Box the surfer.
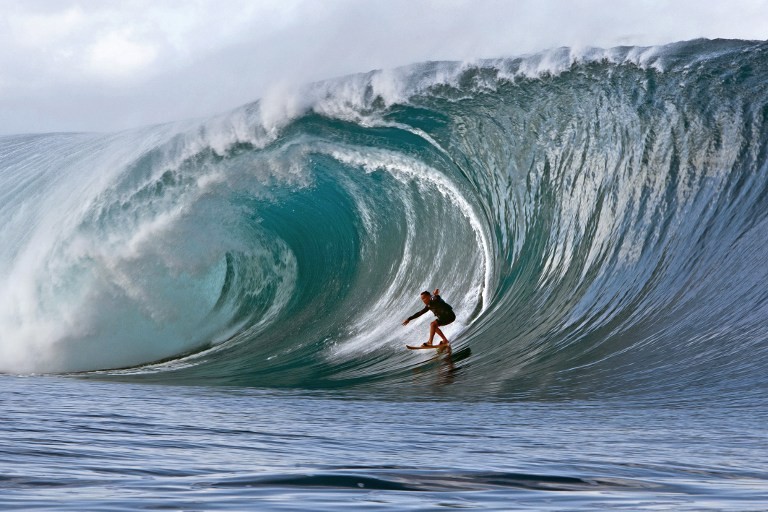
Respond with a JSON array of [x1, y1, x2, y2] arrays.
[[402, 289, 456, 347]]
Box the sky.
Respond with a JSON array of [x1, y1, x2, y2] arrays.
[[1, 0, 766, 135]]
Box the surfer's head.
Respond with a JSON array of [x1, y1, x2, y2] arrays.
[[420, 291, 431, 304]]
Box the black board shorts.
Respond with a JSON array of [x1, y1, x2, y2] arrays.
[[436, 311, 456, 326]]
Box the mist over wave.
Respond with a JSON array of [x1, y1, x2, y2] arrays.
[[2, 39, 767, 397]]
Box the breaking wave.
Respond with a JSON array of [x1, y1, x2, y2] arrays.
[[2, 39, 767, 397]]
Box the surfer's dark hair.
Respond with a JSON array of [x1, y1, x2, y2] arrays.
[[421, 290, 431, 297]]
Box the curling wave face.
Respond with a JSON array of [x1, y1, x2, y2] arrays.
[[1, 39, 767, 396]]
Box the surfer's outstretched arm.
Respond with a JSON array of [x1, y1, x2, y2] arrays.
[[402, 306, 429, 325]]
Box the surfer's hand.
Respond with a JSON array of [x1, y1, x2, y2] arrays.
[[433, 288, 440, 296], [402, 319, 409, 326]]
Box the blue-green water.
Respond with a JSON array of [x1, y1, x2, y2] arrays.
[[2, 39, 768, 509], [3, 376, 766, 510]]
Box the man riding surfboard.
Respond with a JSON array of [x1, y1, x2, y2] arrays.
[[402, 289, 456, 347]]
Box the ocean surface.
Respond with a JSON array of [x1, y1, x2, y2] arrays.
[[2, 39, 768, 510]]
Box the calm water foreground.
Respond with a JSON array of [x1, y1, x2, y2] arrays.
[[2, 375, 766, 511]]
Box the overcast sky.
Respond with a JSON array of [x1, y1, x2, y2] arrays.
[[1, 0, 766, 135]]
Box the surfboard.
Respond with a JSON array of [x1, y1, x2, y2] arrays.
[[406, 343, 450, 350]]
